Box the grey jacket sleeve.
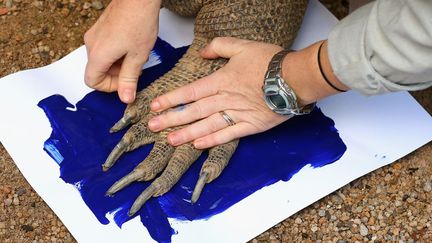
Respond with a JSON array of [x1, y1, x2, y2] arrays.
[[327, 0, 432, 95]]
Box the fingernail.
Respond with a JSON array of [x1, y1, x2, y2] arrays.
[[169, 134, 181, 146], [148, 119, 160, 131], [193, 139, 205, 149], [150, 101, 160, 111], [122, 89, 135, 103]]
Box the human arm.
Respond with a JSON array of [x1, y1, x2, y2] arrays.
[[84, 0, 162, 103], [329, 0, 432, 95]]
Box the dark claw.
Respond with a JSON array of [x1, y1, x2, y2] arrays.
[[191, 172, 208, 204], [110, 112, 136, 133], [106, 170, 142, 196], [102, 139, 128, 171], [190, 140, 239, 203], [128, 184, 156, 217]]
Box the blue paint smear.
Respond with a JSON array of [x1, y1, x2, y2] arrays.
[[38, 38, 346, 243]]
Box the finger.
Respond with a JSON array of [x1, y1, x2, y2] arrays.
[[107, 62, 121, 76], [102, 61, 122, 91], [166, 111, 234, 146], [201, 37, 250, 59], [91, 74, 118, 93], [83, 31, 93, 58], [85, 44, 91, 59], [148, 94, 228, 132], [84, 53, 111, 91], [193, 122, 254, 149], [86, 61, 121, 92], [150, 70, 224, 112], [117, 53, 148, 104], [84, 45, 124, 92]]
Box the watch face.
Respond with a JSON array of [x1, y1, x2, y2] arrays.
[[268, 93, 287, 109]]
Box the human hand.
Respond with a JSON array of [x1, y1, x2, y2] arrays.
[[147, 37, 291, 149], [84, 0, 161, 103]]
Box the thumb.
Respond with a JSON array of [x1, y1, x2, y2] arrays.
[[200, 37, 250, 59], [117, 54, 147, 103]]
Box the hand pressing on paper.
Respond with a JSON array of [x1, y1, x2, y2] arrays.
[[148, 37, 348, 149], [148, 38, 292, 149], [84, 0, 161, 103]]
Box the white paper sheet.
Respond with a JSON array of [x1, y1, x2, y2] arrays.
[[1, 1, 431, 242]]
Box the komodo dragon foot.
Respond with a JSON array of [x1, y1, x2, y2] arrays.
[[102, 0, 308, 217]]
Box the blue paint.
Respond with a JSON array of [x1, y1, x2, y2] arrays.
[[38, 38, 346, 242]]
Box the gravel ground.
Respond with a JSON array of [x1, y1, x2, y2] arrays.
[[0, 0, 431, 242]]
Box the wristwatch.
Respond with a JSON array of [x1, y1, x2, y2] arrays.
[[262, 50, 315, 116]]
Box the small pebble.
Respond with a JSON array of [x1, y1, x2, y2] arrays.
[[4, 198, 12, 206], [16, 188, 26, 196], [423, 180, 432, 192], [294, 217, 302, 224], [0, 222, 6, 229], [331, 195, 343, 204], [83, 2, 92, 10], [318, 209, 326, 217], [336, 240, 348, 243], [392, 228, 400, 236], [61, 8, 70, 17], [0, 31, 10, 44], [40, 51, 49, 60], [340, 214, 350, 221], [21, 224, 34, 232], [5, 0, 13, 8], [311, 224, 318, 232], [80, 9, 88, 17], [33, 1, 43, 8], [406, 197, 415, 203], [359, 224, 369, 236], [42, 26, 49, 34], [0, 8, 9, 16], [13, 197, 19, 205], [91, 0, 104, 10], [384, 174, 392, 182]]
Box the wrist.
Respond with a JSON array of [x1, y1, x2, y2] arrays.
[[150, 0, 162, 9], [150, 0, 162, 5], [138, 0, 162, 8], [281, 40, 349, 106]]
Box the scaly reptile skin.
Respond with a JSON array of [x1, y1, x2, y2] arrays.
[[103, 0, 308, 216]]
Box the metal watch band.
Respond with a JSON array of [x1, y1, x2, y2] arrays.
[[264, 49, 316, 115], [265, 50, 292, 80]]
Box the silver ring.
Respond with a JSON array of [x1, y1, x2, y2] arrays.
[[219, 111, 235, 126]]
